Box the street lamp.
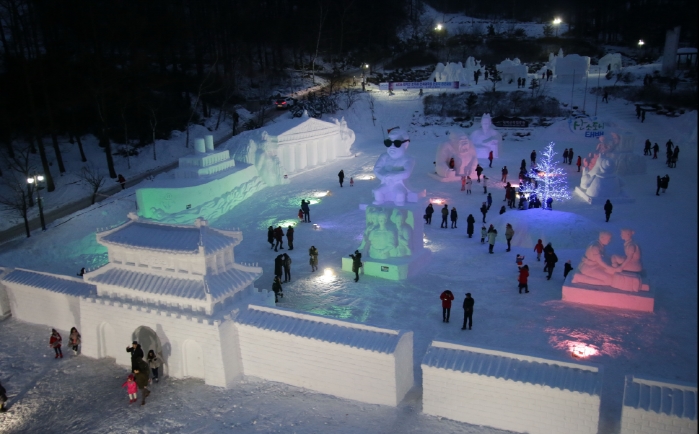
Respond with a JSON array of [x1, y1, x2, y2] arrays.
[[553, 18, 562, 37], [638, 39, 645, 47], [27, 173, 46, 231], [435, 23, 443, 31]]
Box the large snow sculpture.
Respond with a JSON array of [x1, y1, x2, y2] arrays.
[[469, 114, 502, 159], [430, 60, 482, 84], [598, 53, 622, 73], [600, 131, 647, 176], [433, 135, 478, 181], [563, 230, 652, 312], [372, 128, 419, 206], [495, 58, 528, 83], [555, 54, 590, 84], [575, 133, 634, 204]]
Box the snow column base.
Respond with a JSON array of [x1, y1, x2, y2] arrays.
[[422, 341, 602, 434], [574, 187, 635, 205], [562, 281, 654, 312], [620, 375, 698, 434]]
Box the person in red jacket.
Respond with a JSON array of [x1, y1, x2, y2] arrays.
[[49, 328, 63, 358], [533, 239, 544, 261], [518, 265, 530, 294], [440, 290, 454, 323]]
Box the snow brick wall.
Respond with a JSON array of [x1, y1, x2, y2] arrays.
[[422, 341, 602, 434], [620, 375, 697, 434], [235, 305, 413, 406]]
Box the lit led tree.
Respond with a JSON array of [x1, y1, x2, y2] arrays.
[[530, 142, 571, 207]]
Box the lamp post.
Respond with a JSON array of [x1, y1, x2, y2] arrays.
[[27, 173, 46, 231], [553, 18, 562, 37]]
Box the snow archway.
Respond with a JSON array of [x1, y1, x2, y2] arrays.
[[183, 339, 204, 379], [133, 326, 162, 358]]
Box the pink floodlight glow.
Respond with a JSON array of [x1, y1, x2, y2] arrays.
[[431, 198, 447, 205], [569, 342, 599, 358]]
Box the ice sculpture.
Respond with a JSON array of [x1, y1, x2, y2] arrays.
[[372, 128, 418, 206], [555, 54, 590, 84], [469, 114, 502, 159], [434, 135, 478, 180], [575, 133, 634, 204], [571, 231, 620, 287], [495, 58, 528, 83]]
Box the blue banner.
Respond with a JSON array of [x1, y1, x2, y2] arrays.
[[378, 81, 461, 91]]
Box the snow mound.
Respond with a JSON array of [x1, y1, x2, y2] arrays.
[[487, 210, 603, 249]]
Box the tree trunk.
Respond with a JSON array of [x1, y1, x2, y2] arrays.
[[75, 134, 87, 162], [36, 136, 55, 192], [23, 211, 30, 238], [50, 132, 66, 173], [100, 130, 117, 178]]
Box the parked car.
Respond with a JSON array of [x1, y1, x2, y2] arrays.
[[275, 97, 295, 109]]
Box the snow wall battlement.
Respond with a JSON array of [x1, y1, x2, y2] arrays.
[[422, 341, 602, 434], [620, 375, 698, 434], [234, 304, 414, 406]]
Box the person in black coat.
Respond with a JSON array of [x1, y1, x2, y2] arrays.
[[466, 214, 476, 237], [301, 200, 310, 222], [475, 164, 483, 182], [425, 203, 434, 224], [274, 254, 284, 280], [563, 260, 573, 279], [338, 170, 345, 187], [126, 341, 144, 372], [272, 276, 283, 302], [349, 250, 362, 282], [286, 225, 294, 250], [274, 226, 284, 251], [530, 150, 536, 166], [652, 143, 659, 159], [0, 380, 8, 412], [604, 200, 613, 222], [480, 202, 488, 223], [656, 175, 662, 196], [545, 249, 558, 280], [450, 207, 458, 228], [267, 226, 275, 249], [543, 243, 554, 273], [461, 293, 474, 330]]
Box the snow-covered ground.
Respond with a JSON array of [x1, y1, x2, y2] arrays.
[[0, 71, 696, 433]]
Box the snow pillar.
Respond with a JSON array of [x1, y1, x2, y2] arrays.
[[662, 26, 681, 76], [195, 138, 206, 153], [205, 135, 214, 152], [295, 142, 307, 170], [318, 138, 328, 164], [307, 141, 318, 167]]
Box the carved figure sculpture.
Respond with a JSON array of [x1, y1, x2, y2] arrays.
[[571, 231, 620, 286], [611, 229, 643, 273], [390, 209, 413, 256], [469, 114, 502, 158], [373, 128, 416, 206], [580, 134, 624, 198], [435, 135, 478, 179], [368, 210, 397, 259]]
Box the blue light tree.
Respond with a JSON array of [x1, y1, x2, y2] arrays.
[[528, 142, 571, 208]]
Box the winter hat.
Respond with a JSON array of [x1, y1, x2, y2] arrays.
[[466, 293, 471, 297], [132, 341, 138, 345], [128, 373, 135, 380], [52, 328, 57, 333]]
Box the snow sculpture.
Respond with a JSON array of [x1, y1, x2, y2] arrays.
[[598, 53, 622, 73], [430, 61, 482, 84], [575, 133, 634, 204], [434, 135, 478, 181], [555, 54, 590, 84], [600, 131, 647, 176], [372, 128, 418, 206], [564, 230, 652, 312], [469, 114, 502, 159], [495, 58, 528, 83], [357, 206, 415, 260]]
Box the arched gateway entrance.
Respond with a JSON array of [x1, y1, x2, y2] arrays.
[[132, 326, 167, 377]]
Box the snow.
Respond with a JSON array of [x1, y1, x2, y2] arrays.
[[0, 61, 697, 433]]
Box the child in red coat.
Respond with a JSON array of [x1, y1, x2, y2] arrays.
[[49, 329, 62, 359], [122, 374, 138, 404], [518, 265, 530, 294], [440, 290, 455, 323], [533, 239, 544, 261]]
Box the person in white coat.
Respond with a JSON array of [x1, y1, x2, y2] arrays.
[[488, 228, 498, 254]]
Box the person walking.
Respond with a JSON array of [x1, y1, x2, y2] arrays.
[[274, 226, 284, 251], [661, 174, 670, 193], [486, 192, 492, 210], [349, 177, 354, 187], [272, 276, 283, 302], [604, 199, 613, 222], [656, 175, 662, 195], [488, 150, 493, 168], [461, 293, 474, 330], [475, 164, 483, 182], [518, 265, 530, 293], [117, 174, 126, 190], [126, 341, 144, 372], [576, 155, 582, 172], [274, 254, 283, 281], [602, 90, 608, 103], [487, 227, 497, 254], [652, 143, 659, 159], [461, 176, 466, 191], [441, 204, 449, 228], [465, 176, 472, 194], [297, 209, 304, 221], [309, 246, 319, 272], [69, 327, 81, 356], [544, 246, 558, 280], [450, 207, 458, 229], [530, 150, 536, 167], [563, 260, 573, 280], [286, 225, 294, 250], [534, 239, 544, 261], [543, 243, 554, 273], [671, 146, 679, 168], [568, 148, 574, 165], [425, 203, 434, 224], [267, 226, 275, 249], [301, 199, 310, 222], [480, 202, 488, 223], [122, 373, 138, 404], [466, 214, 475, 238], [644, 139, 652, 156], [501, 166, 508, 183], [147, 349, 162, 384], [338, 170, 345, 187], [133, 359, 151, 406], [349, 250, 362, 282], [440, 290, 454, 323], [50, 329, 63, 359], [482, 175, 489, 194], [282, 253, 291, 282], [505, 223, 514, 252], [562, 148, 569, 164]]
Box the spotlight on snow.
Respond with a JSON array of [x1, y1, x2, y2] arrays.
[[357, 174, 375, 180], [312, 224, 320, 230], [313, 190, 330, 198], [570, 343, 599, 359], [307, 198, 320, 205], [277, 220, 298, 228], [324, 268, 333, 277], [431, 198, 447, 205]]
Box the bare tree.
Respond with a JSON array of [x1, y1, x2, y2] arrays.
[[0, 171, 32, 238], [185, 59, 219, 148], [368, 92, 376, 126], [344, 86, 361, 109], [77, 163, 107, 204], [311, 1, 330, 84]]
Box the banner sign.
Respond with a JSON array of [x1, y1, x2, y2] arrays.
[[378, 81, 461, 91], [492, 116, 529, 128], [568, 116, 605, 138]]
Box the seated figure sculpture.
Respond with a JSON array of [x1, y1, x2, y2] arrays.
[[435, 135, 478, 179], [390, 209, 413, 257], [469, 113, 502, 158], [571, 231, 620, 287], [373, 128, 416, 206], [609, 228, 645, 291]]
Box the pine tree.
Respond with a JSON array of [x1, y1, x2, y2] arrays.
[[528, 142, 571, 207]]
